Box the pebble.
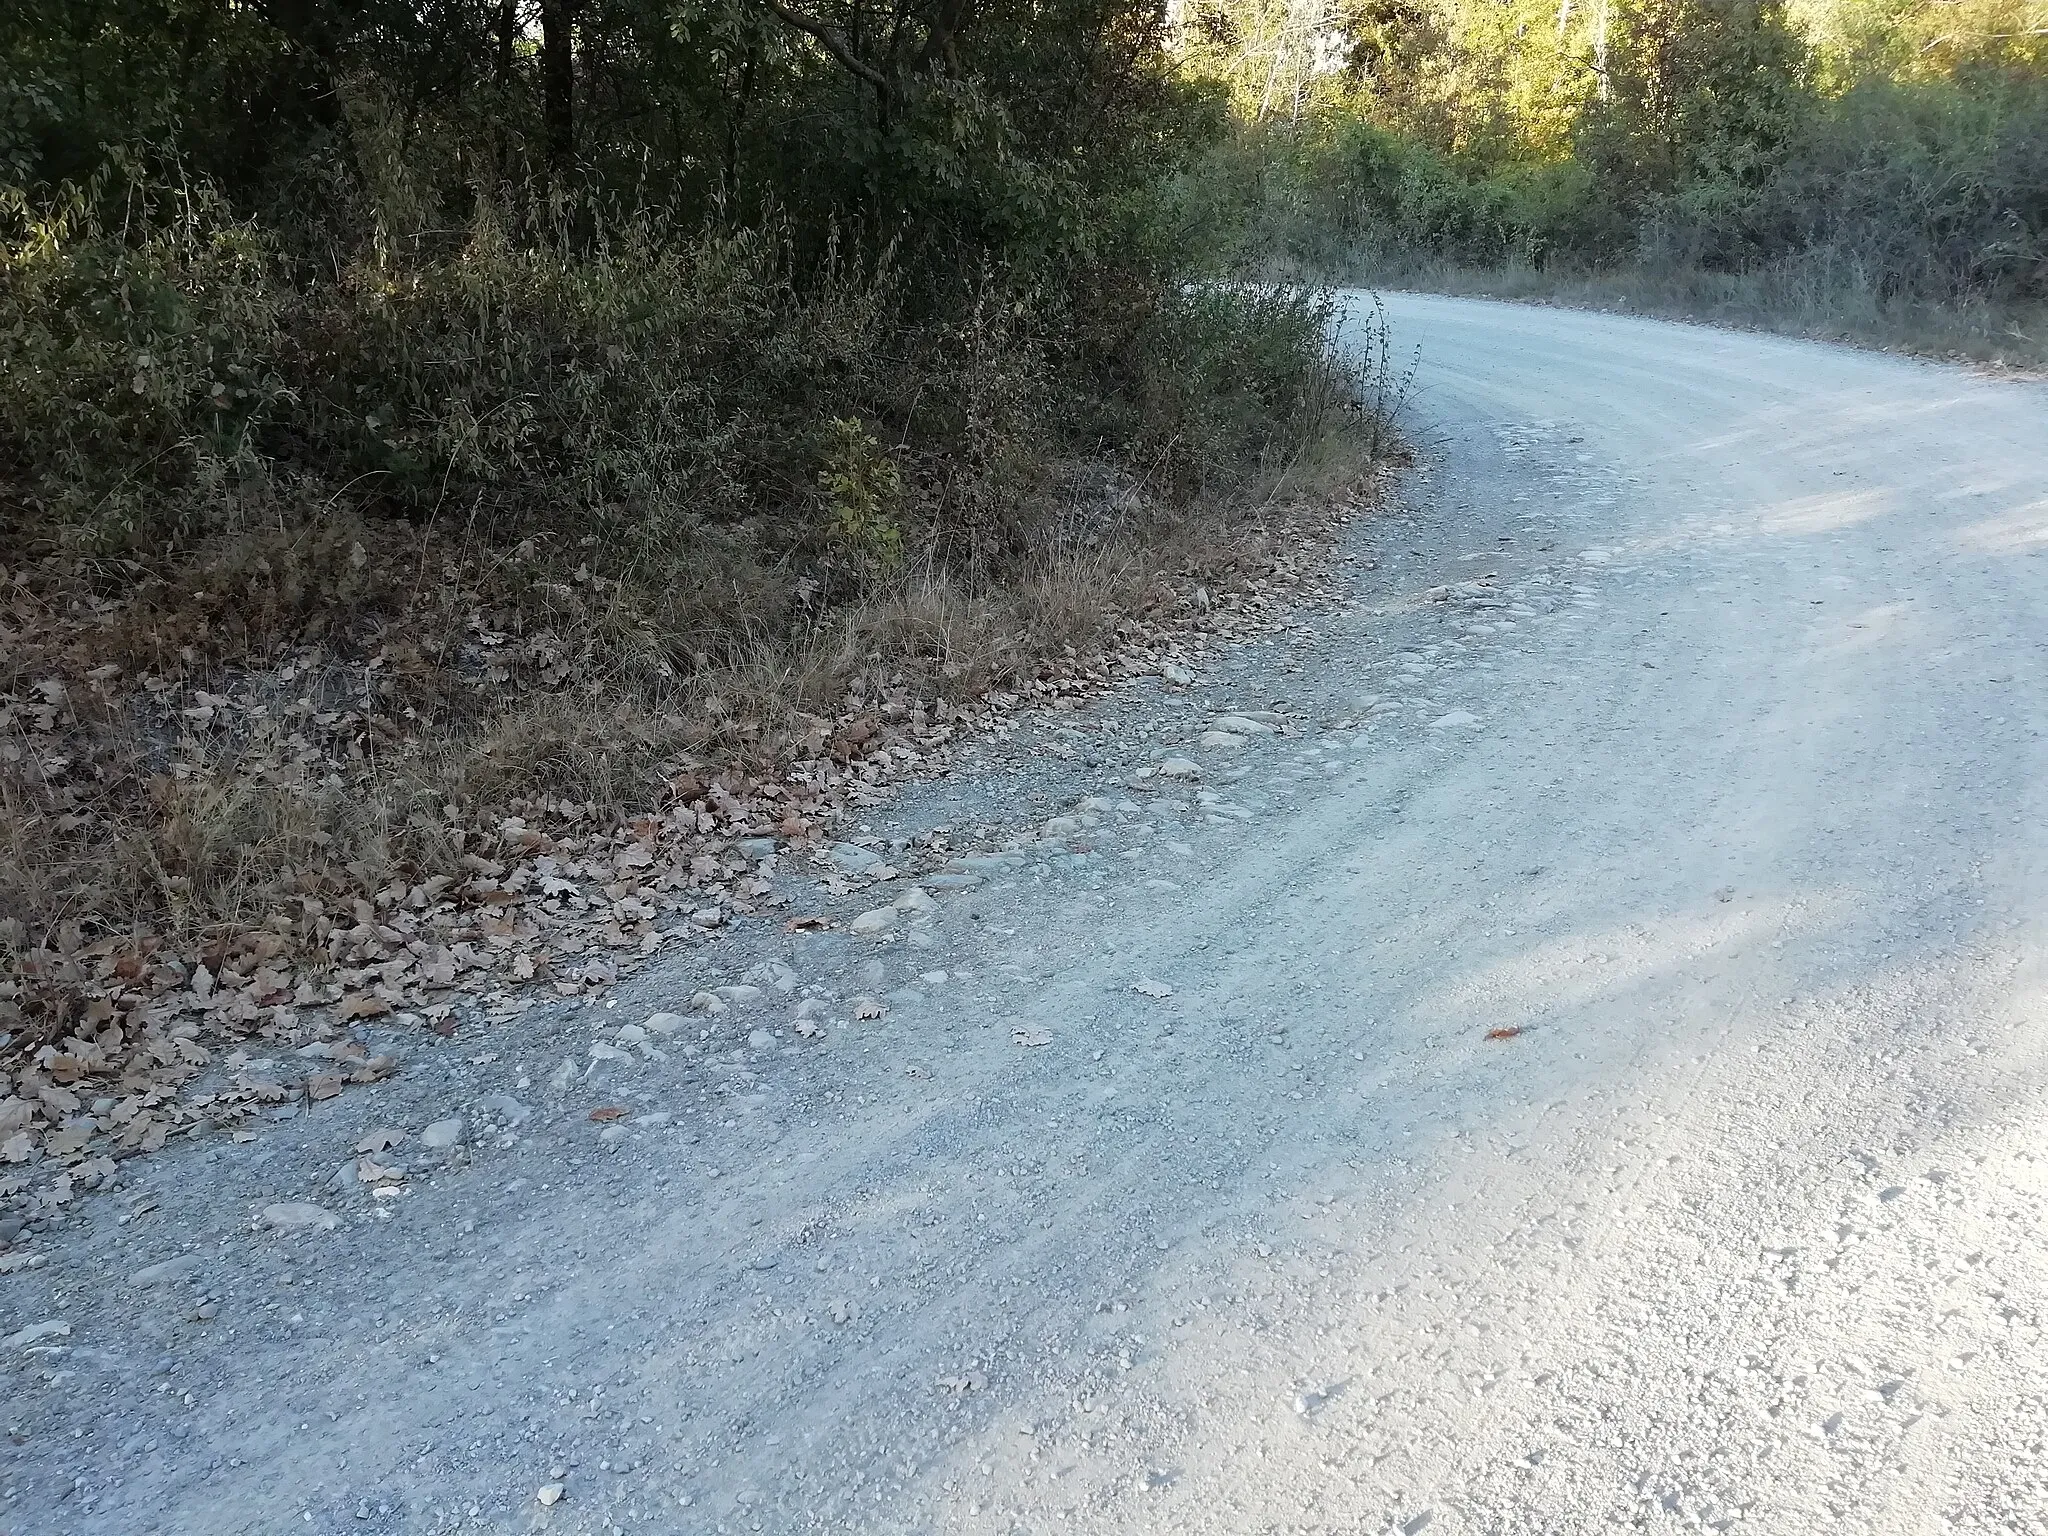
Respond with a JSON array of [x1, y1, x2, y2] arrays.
[[1210, 714, 1275, 735], [642, 1012, 688, 1036], [1199, 730, 1248, 748], [1158, 757, 1200, 779], [716, 984, 765, 1004], [1427, 711, 1480, 729], [536, 1483, 565, 1506], [420, 1118, 465, 1150], [747, 1029, 776, 1050], [1160, 661, 1194, 684], [733, 837, 778, 860], [892, 888, 938, 914], [849, 907, 899, 936]]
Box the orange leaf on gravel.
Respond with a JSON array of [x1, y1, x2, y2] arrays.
[[588, 1106, 628, 1122]]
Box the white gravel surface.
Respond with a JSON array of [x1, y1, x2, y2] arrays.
[[4, 294, 2047, 1535]]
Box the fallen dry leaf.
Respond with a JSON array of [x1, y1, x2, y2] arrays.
[[347, 1054, 398, 1083], [355, 1128, 405, 1154], [588, 1106, 628, 1122], [1484, 1027, 1524, 1042], [1011, 1026, 1053, 1048]]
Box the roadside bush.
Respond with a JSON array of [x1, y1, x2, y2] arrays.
[[0, 165, 288, 548], [1642, 75, 2048, 301], [0, 152, 1369, 960]]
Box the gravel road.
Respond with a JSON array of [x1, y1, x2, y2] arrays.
[[5, 294, 2047, 1536]]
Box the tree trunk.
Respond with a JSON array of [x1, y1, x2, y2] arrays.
[[494, 0, 519, 178], [541, 0, 576, 174]]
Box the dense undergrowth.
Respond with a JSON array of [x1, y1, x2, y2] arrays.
[[1183, 0, 2047, 361], [1, 167, 1364, 959]]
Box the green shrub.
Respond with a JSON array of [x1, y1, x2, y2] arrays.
[[0, 163, 288, 548], [1642, 74, 2048, 300]]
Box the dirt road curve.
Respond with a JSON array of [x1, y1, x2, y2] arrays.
[[6, 295, 2047, 1536]]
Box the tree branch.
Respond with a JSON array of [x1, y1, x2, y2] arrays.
[[753, 0, 892, 93]]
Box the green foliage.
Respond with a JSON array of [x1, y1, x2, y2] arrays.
[[1643, 73, 2048, 296], [1130, 281, 1359, 494], [819, 417, 907, 571], [0, 0, 1364, 593], [1171, 114, 1606, 272], [1578, 0, 1813, 205], [0, 161, 289, 545], [1175, 0, 2045, 310]]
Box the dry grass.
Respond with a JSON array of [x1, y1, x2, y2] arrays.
[[1, 425, 1381, 983]]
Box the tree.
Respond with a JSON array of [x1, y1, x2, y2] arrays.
[[1580, 0, 1810, 200]]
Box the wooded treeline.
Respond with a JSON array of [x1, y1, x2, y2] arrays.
[[1183, 0, 2046, 328]]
